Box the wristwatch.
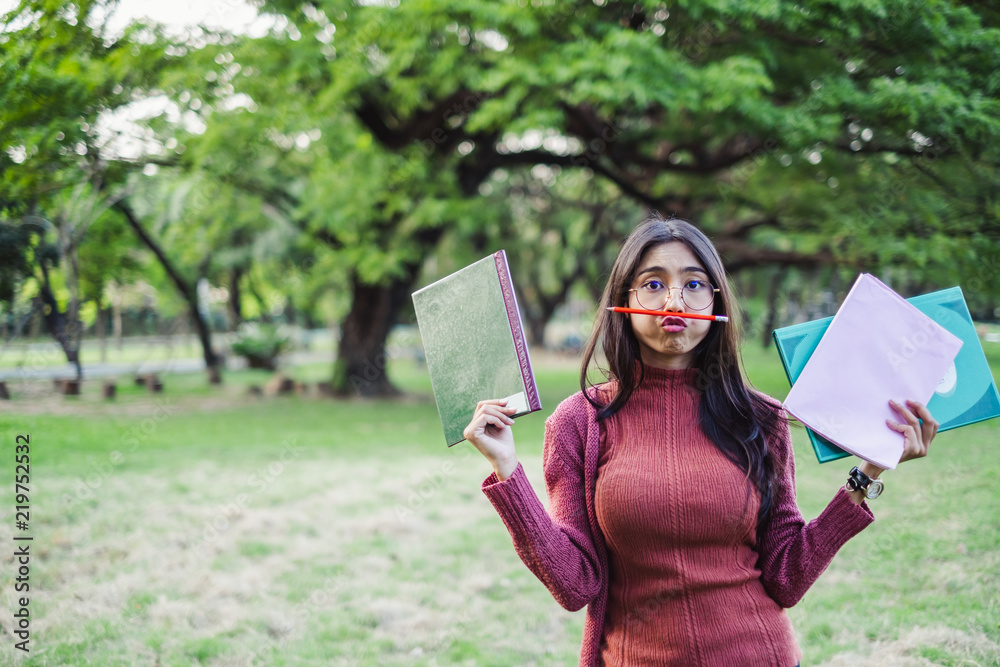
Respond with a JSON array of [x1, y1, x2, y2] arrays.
[[846, 466, 884, 499]]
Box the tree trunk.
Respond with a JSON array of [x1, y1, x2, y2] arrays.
[[761, 268, 786, 348], [524, 294, 565, 350], [37, 258, 83, 380], [317, 216, 444, 398], [283, 298, 297, 325], [228, 267, 243, 331], [332, 272, 417, 397], [525, 311, 547, 349], [65, 237, 84, 379], [97, 301, 107, 363], [28, 297, 42, 340], [116, 201, 220, 379], [113, 285, 123, 351], [189, 294, 219, 378]]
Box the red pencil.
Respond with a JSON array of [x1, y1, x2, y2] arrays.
[[606, 307, 729, 323]]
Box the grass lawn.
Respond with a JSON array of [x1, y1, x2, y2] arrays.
[[0, 343, 998, 666]]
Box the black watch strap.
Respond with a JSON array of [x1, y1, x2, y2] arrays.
[[847, 465, 884, 499], [846, 466, 871, 492]]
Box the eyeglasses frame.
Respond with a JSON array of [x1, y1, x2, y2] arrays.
[[627, 282, 720, 312]]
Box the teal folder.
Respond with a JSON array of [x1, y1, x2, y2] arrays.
[[773, 286, 1000, 463]]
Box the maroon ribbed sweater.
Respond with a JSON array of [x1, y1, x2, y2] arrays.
[[482, 366, 875, 666]]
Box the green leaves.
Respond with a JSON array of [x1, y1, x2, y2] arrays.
[[5, 0, 998, 347]]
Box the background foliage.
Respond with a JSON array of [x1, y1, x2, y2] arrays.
[[3, 0, 999, 391]]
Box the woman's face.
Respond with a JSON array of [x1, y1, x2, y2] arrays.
[[626, 241, 714, 370]]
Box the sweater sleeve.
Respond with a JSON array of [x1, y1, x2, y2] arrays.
[[757, 415, 875, 608], [481, 394, 602, 612]]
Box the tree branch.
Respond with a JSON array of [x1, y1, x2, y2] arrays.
[[723, 216, 780, 240], [114, 200, 193, 299], [713, 238, 835, 272], [355, 87, 486, 149], [832, 139, 927, 156]]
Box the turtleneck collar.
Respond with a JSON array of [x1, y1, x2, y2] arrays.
[[637, 362, 701, 388]]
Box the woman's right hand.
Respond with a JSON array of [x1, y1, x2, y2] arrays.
[[463, 399, 519, 481]]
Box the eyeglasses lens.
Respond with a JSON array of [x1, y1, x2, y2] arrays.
[[636, 282, 715, 312]]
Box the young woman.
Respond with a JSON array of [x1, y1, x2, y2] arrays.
[[464, 215, 937, 666]]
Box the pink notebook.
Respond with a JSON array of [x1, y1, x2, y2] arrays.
[[782, 274, 963, 469]]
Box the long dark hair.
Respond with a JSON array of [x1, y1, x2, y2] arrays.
[[581, 213, 785, 523]]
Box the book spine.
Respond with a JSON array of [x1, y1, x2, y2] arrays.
[[494, 250, 542, 411]]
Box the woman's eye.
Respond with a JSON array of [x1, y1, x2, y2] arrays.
[[643, 280, 665, 291], [686, 280, 705, 291]]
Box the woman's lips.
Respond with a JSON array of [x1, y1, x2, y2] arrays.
[[661, 316, 687, 332]]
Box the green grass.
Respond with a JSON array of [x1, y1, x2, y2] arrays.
[[0, 343, 997, 665]]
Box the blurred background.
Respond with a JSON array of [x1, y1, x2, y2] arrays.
[[1, 1, 998, 665]]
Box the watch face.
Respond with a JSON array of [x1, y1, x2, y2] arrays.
[[866, 479, 884, 499]]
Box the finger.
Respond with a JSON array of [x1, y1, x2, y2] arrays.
[[886, 419, 918, 449], [482, 413, 511, 431], [475, 399, 519, 416], [885, 418, 914, 436], [480, 405, 516, 425], [904, 399, 932, 421], [890, 417, 931, 462], [468, 413, 508, 441], [473, 401, 504, 421], [476, 398, 510, 411], [889, 399, 921, 428], [906, 399, 939, 440], [894, 400, 933, 457]]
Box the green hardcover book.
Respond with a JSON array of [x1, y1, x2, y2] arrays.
[[412, 250, 542, 446], [773, 285, 1000, 463]]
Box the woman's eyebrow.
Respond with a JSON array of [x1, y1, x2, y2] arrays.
[[637, 265, 708, 277]]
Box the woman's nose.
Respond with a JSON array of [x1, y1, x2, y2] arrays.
[[663, 286, 684, 310]]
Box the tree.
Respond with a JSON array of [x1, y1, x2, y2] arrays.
[[187, 8, 504, 395], [233, 0, 998, 395], [0, 221, 37, 310], [0, 0, 218, 376], [37, 181, 130, 379], [473, 166, 640, 348], [15, 0, 992, 393], [0, 220, 42, 343]]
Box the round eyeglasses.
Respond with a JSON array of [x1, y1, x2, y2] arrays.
[[628, 279, 719, 312]]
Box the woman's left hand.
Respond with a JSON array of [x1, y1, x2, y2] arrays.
[[887, 398, 939, 464], [849, 399, 939, 503]]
